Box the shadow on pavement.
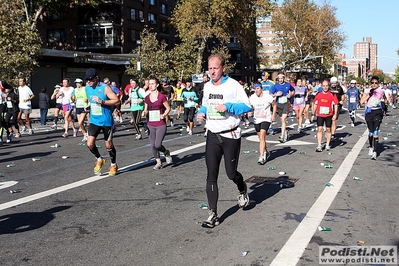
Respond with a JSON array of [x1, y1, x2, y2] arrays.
[[0, 205, 71, 235]]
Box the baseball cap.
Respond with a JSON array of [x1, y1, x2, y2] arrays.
[[330, 77, 338, 84], [253, 83, 262, 89], [84, 68, 98, 80], [54, 85, 61, 88], [161, 78, 168, 83], [74, 78, 83, 83], [261, 72, 270, 77], [350, 80, 356, 84]]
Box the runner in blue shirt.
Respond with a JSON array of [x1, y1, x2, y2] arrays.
[[271, 73, 294, 142], [346, 80, 360, 127], [84, 68, 121, 176], [260, 71, 274, 95]]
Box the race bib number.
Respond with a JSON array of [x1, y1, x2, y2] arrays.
[[207, 102, 225, 120], [254, 108, 267, 119], [76, 100, 84, 108], [7, 101, 12, 108], [279, 96, 288, 104], [149, 110, 161, 122], [91, 103, 102, 116], [131, 98, 138, 106], [320, 106, 330, 115], [295, 98, 304, 105], [370, 98, 379, 107], [349, 97, 356, 103]]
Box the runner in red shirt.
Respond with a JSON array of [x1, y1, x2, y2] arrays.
[[311, 79, 338, 152]]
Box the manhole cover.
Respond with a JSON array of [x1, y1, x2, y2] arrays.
[[245, 175, 299, 185]]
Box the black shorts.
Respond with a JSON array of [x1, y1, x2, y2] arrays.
[[365, 108, 383, 122], [276, 103, 289, 117], [254, 121, 271, 132], [55, 103, 62, 110], [316, 116, 333, 128], [88, 124, 114, 141], [174, 101, 184, 107], [75, 108, 88, 115]]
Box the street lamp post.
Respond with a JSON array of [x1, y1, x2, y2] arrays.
[[136, 40, 142, 87]]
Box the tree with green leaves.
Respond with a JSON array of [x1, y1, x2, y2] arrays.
[[170, 0, 274, 73], [0, 0, 104, 83], [272, 0, 346, 75], [0, 0, 42, 82], [125, 27, 171, 82]]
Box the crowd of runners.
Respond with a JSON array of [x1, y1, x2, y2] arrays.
[[0, 54, 396, 227]]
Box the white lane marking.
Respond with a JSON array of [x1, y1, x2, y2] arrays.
[[0, 141, 207, 211], [246, 135, 315, 146], [270, 128, 369, 266], [0, 181, 18, 190]]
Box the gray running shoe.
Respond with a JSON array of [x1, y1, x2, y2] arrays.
[[258, 156, 265, 165], [202, 210, 220, 228], [153, 162, 163, 170], [164, 150, 173, 165], [371, 152, 377, 160], [316, 144, 323, 152], [368, 147, 373, 156], [237, 183, 249, 208], [325, 145, 331, 151]]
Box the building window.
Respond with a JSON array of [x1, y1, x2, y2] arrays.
[[139, 11, 144, 22], [148, 13, 157, 24], [161, 21, 169, 34], [149, 0, 156, 6], [160, 4, 167, 14], [129, 8, 137, 21], [78, 24, 121, 48], [47, 29, 65, 46], [128, 8, 144, 22], [129, 29, 139, 42]]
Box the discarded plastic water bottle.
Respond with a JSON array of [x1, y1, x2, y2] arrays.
[[155, 182, 164, 185], [6, 163, 15, 168], [318, 226, 332, 231], [353, 176, 362, 181], [96, 145, 101, 148], [324, 164, 332, 168], [243, 151, 250, 154], [10, 190, 21, 193], [198, 203, 208, 209], [78, 143, 85, 146], [190, 141, 196, 144], [0, 173, 5, 177], [387, 133, 392, 136], [268, 167, 276, 170], [325, 182, 334, 187], [299, 151, 306, 154], [32, 158, 41, 161]]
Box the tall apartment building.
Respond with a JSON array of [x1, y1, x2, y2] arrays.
[[256, 17, 282, 69], [353, 37, 377, 71]]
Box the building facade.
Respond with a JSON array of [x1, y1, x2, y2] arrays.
[[29, 0, 256, 107], [353, 37, 377, 71]]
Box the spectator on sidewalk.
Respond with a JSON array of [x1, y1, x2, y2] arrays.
[[38, 87, 50, 125]]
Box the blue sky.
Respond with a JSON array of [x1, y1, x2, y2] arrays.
[[277, 0, 399, 73]]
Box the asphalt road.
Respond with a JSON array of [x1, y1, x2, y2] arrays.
[[0, 106, 398, 266]]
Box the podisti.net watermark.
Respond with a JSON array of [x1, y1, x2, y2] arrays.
[[319, 245, 397, 265]]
